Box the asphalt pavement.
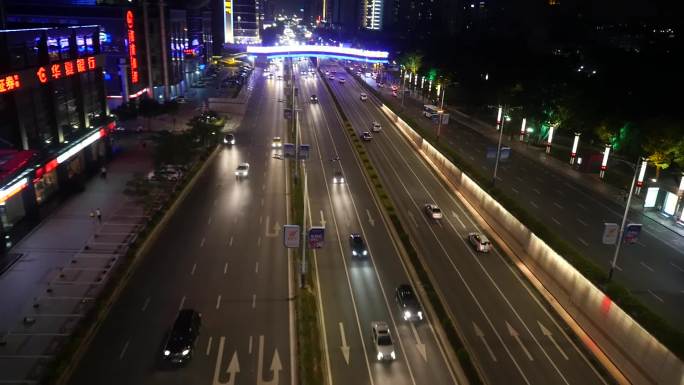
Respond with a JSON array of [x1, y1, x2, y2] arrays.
[[292, 58, 459, 385], [321, 60, 610, 385], [69, 67, 293, 385], [365, 73, 684, 328]]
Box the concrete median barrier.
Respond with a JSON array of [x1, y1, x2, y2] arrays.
[[378, 103, 683, 385]]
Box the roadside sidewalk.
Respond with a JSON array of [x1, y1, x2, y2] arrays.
[[0, 134, 153, 383]]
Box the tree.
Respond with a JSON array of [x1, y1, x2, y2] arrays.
[[642, 123, 683, 179]]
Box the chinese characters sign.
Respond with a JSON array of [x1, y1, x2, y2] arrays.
[[126, 10, 139, 84], [36, 56, 98, 84], [0, 74, 21, 94]]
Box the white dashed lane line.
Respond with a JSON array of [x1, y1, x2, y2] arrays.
[[200, 237, 206, 248], [551, 217, 561, 225], [216, 295, 222, 309], [530, 201, 539, 209], [191, 263, 197, 275], [553, 202, 564, 209], [670, 262, 684, 273], [576, 218, 588, 227], [578, 237, 589, 247], [648, 290, 664, 303], [640, 261, 654, 273]]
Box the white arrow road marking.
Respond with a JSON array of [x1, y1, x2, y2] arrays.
[[407, 211, 419, 228], [366, 209, 375, 227], [506, 322, 533, 361], [265, 216, 281, 237], [225, 351, 240, 385], [451, 211, 466, 229], [473, 322, 497, 362], [339, 322, 350, 365], [410, 322, 427, 362], [212, 337, 228, 385], [538, 322, 568, 360], [320, 210, 326, 227], [257, 335, 282, 385]]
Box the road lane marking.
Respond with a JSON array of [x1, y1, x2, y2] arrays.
[[473, 322, 497, 362], [200, 237, 206, 247], [249, 336, 253, 354], [640, 261, 654, 272], [511, 187, 519, 194], [320, 210, 326, 227], [224, 262, 228, 274], [532, 188, 541, 195], [551, 217, 561, 225], [119, 339, 130, 360], [259, 216, 263, 224], [261, 198, 265, 207], [141, 297, 150, 312], [409, 322, 427, 362], [530, 201, 539, 209], [576, 218, 588, 226], [191, 263, 197, 275], [452, 211, 466, 229], [515, 176, 523, 182], [366, 209, 375, 226], [178, 296, 186, 311], [578, 237, 589, 247], [206, 336, 213, 356], [255, 262, 259, 274], [216, 295, 222, 309], [647, 290, 664, 303], [252, 294, 256, 309], [339, 322, 350, 364], [670, 261, 684, 273], [539, 322, 568, 360], [229, 236, 233, 246], [577, 203, 587, 210], [208, 216, 213, 225], [506, 322, 533, 361], [257, 236, 262, 247], [262, 183, 266, 191], [407, 211, 419, 228], [554, 202, 564, 209]]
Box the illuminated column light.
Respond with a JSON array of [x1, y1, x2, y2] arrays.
[[600, 144, 610, 179], [496, 107, 502, 130], [570, 133, 580, 164], [546, 124, 555, 154], [635, 158, 647, 195], [519, 118, 526, 141]]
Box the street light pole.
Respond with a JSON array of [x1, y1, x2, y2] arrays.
[[436, 85, 446, 141], [492, 105, 506, 186], [608, 158, 641, 282]]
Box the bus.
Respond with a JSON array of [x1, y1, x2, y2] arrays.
[[423, 105, 440, 118]]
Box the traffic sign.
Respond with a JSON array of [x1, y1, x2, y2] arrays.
[[283, 143, 296, 159], [623, 223, 642, 244], [602, 223, 618, 245], [298, 144, 310, 160], [283, 225, 300, 248], [308, 227, 325, 249]]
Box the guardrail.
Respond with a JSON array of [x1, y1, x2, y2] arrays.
[[378, 103, 683, 385]]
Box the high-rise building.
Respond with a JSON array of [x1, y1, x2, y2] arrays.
[[223, 0, 261, 44], [361, 0, 383, 30]]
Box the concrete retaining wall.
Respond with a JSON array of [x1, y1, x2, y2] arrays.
[[379, 104, 684, 385]]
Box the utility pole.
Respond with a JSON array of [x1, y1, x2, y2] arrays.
[[436, 86, 446, 141], [608, 159, 641, 281], [492, 105, 506, 186]]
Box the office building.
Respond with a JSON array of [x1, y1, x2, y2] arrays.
[[361, 0, 383, 30], [223, 0, 261, 45]]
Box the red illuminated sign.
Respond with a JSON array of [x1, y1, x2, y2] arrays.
[[0, 74, 21, 93], [35, 56, 100, 85], [126, 10, 139, 84]]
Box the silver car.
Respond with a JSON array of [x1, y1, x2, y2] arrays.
[[371, 321, 396, 361], [468, 232, 491, 252], [235, 162, 250, 177]]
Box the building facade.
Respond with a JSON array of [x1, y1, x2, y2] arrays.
[[361, 0, 383, 30], [0, 25, 115, 251], [222, 0, 261, 45]]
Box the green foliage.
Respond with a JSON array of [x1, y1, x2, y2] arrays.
[[153, 132, 196, 167]]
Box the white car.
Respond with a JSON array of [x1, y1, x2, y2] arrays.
[[361, 131, 373, 141], [371, 322, 396, 361], [360, 93, 368, 101], [468, 232, 492, 253], [424, 204, 442, 219], [371, 121, 381, 132], [333, 170, 344, 184], [272, 136, 282, 148], [235, 163, 250, 177], [338, 78, 346, 84]]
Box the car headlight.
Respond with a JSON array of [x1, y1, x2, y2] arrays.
[[340, 178, 345, 182], [362, 250, 367, 255], [377, 352, 383, 361], [352, 250, 357, 256], [223, 138, 228, 143], [404, 310, 411, 320], [391, 351, 396, 360], [418, 311, 423, 319], [164, 350, 170, 356], [182, 349, 190, 356], [231, 140, 235, 144]]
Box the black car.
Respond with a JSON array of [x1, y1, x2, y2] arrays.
[[163, 309, 202, 364], [310, 94, 318, 103], [224, 133, 235, 145], [395, 284, 423, 321], [349, 233, 368, 258]]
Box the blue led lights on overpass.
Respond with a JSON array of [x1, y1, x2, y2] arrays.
[[246, 45, 389, 63]]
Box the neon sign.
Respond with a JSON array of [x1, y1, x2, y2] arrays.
[[56, 129, 106, 164], [36, 55, 99, 84], [126, 10, 139, 84], [0, 74, 22, 94], [247, 45, 389, 59], [0, 178, 28, 205]]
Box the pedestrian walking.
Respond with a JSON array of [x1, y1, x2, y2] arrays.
[[100, 166, 107, 179], [95, 208, 102, 224]]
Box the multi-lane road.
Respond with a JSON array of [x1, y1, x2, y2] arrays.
[[70, 68, 293, 385], [318, 59, 609, 385]]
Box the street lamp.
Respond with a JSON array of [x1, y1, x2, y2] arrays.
[[519, 118, 526, 142], [635, 159, 647, 195], [600, 144, 610, 179], [570, 133, 580, 164], [546, 124, 555, 154]]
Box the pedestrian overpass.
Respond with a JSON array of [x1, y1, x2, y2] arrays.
[[246, 45, 389, 63]]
